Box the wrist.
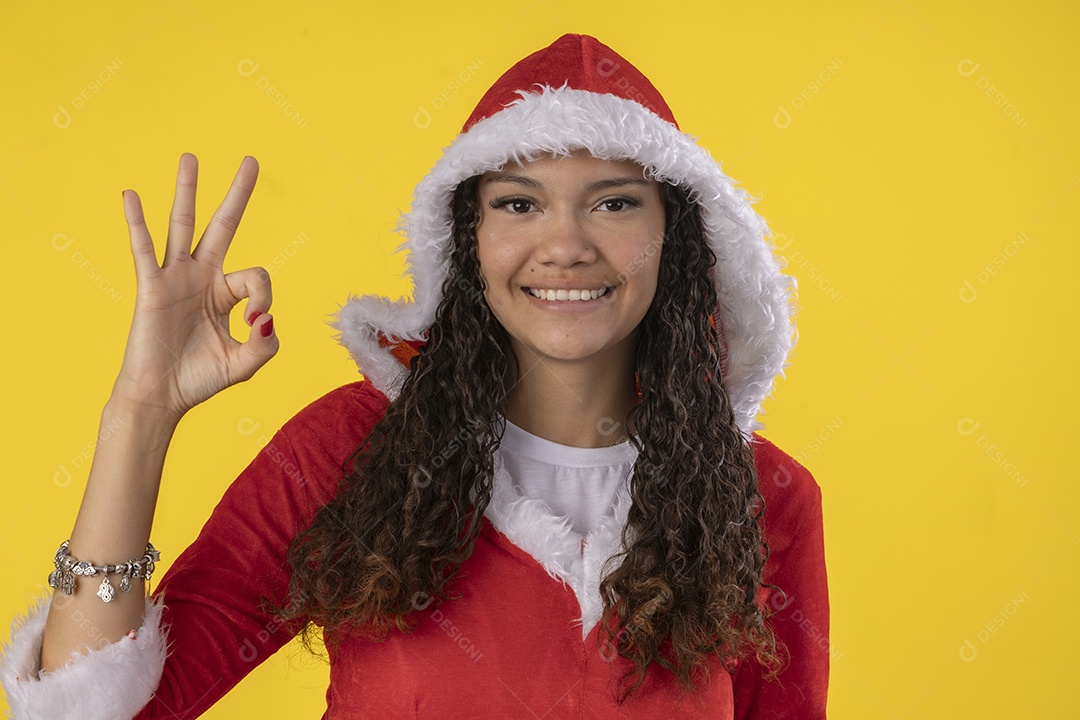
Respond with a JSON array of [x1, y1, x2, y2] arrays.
[[102, 395, 182, 442]]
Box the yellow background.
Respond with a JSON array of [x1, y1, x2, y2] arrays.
[[2, 2, 1076, 717]]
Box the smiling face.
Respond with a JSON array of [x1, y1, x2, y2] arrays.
[[475, 149, 666, 371]]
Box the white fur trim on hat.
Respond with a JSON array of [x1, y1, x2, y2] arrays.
[[330, 85, 797, 436], [1, 594, 167, 720]]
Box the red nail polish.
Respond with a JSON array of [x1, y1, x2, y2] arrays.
[[261, 317, 273, 337], [247, 311, 261, 325]]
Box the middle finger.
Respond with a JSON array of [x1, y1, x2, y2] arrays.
[[164, 153, 198, 267]]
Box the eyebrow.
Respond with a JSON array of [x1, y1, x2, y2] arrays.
[[481, 172, 651, 193]]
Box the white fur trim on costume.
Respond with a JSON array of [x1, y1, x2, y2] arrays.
[[330, 85, 797, 436], [480, 449, 635, 639], [1, 593, 167, 720]]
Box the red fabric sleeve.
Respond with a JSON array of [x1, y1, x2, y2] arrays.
[[133, 381, 387, 720], [732, 434, 831, 719]]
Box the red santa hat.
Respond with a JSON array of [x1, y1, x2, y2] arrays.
[[330, 34, 797, 437]]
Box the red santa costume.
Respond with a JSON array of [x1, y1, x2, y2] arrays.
[[1, 34, 829, 719]]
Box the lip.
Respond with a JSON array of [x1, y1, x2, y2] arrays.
[[521, 285, 615, 312], [521, 281, 613, 291]]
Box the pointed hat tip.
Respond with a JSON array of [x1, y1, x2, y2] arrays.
[[461, 33, 678, 132]]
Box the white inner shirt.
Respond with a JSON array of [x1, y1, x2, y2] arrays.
[[498, 417, 639, 535]]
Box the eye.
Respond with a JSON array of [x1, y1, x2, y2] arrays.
[[489, 197, 536, 214], [596, 197, 642, 212]]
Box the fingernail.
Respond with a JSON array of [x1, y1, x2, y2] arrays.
[[247, 311, 261, 326], [261, 317, 274, 337]]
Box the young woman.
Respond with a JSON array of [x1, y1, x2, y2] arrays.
[[1, 34, 829, 718]]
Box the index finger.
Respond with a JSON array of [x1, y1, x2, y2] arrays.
[[122, 189, 160, 278], [192, 156, 259, 267]]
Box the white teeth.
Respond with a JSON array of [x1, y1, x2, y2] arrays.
[[527, 287, 610, 301]]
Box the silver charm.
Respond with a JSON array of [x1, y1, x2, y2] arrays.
[[61, 572, 76, 595], [72, 561, 96, 577], [119, 574, 132, 593], [96, 575, 115, 602]]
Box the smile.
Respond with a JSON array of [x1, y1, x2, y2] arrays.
[[525, 287, 612, 301]]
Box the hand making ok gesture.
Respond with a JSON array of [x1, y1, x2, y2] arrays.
[[110, 154, 279, 427]]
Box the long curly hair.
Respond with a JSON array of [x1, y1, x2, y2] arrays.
[[268, 171, 785, 701]]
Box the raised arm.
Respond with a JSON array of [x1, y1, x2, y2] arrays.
[[38, 153, 279, 672]]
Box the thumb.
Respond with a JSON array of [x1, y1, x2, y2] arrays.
[[232, 313, 279, 382]]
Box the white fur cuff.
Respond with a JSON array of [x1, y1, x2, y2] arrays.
[[1, 593, 167, 720]]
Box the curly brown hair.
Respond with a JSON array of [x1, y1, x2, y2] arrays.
[[268, 172, 785, 702]]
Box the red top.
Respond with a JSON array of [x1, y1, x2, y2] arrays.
[[134, 381, 829, 718]]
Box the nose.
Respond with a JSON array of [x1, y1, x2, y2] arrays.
[[533, 208, 596, 266]]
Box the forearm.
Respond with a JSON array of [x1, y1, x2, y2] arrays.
[[40, 397, 178, 674], [27, 150, 274, 689]]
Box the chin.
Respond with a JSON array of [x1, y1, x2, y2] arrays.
[[518, 338, 617, 364]]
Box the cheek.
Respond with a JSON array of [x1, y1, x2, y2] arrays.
[[475, 225, 499, 282], [477, 225, 530, 283], [637, 256, 662, 312], [617, 231, 664, 288], [475, 230, 515, 315]]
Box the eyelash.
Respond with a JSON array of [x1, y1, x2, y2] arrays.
[[488, 196, 643, 213]]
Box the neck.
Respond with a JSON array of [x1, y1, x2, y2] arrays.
[[503, 339, 639, 448]]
